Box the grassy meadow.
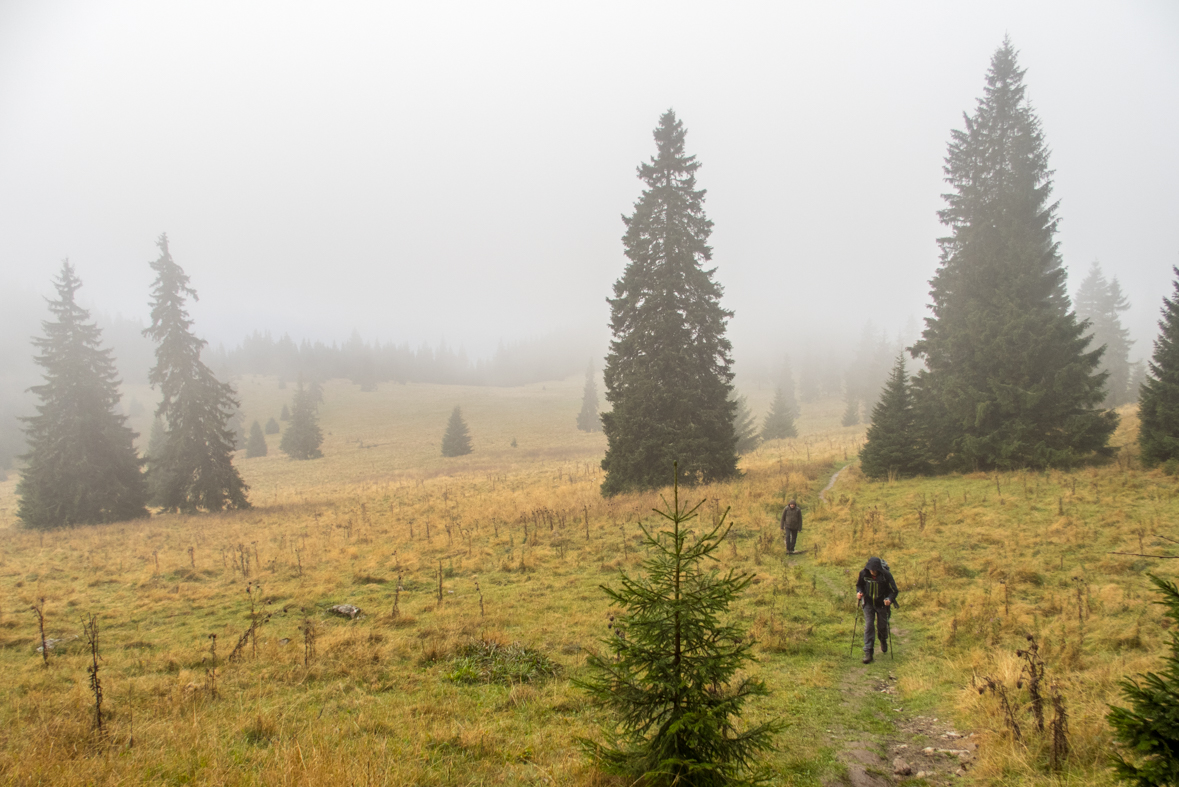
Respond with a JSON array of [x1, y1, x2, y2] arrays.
[[0, 375, 1173, 786]]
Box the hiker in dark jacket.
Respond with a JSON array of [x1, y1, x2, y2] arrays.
[[855, 556, 899, 664], [780, 499, 802, 553]]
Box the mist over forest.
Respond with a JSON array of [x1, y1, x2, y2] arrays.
[[0, 279, 909, 469], [0, 267, 1134, 472], [1, 2, 1175, 471]]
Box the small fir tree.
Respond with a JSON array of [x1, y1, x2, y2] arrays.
[[575, 467, 780, 785], [761, 386, 798, 442], [17, 262, 148, 528], [841, 391, 860, 427], [1139, 268, 1179, 467], [847, 322, 895, 413], [577, 363, 602, 432], [732, 394, 760, 454], [307, 377, 324, 409], [1108, 574, 1179, 786], [146, 415, 167, 459], [280, 379, 323, 460], [859, 355, 927, 480], [280, 404, 290, 421], [264, 417, 280, 435], [144, 234, 249, 512], [246, 420, 268, 458], [441, 406, 473, 457], [600, 110, 738, 495]]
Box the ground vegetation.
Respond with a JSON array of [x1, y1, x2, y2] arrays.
[[0, 375, 1165, 787]]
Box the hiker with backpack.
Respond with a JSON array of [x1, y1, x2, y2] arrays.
[[855, 556, 899, 664], [779, 499, 802, 553]]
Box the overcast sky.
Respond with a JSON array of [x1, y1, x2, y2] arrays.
[[1, 1, 1176, 366]]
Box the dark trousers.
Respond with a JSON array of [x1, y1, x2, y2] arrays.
[[863, 604, 889, 653], [784, 528, 799, 552]]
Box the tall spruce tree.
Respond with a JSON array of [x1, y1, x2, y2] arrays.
[[577, 362, 601, 432], [1075, 261, 1134, 407], [144, 234, 249, 512], [909, 39, 1116, 471], [860, 355, 927, 480], [575, 470, 781, 784], [17, 262, 148, 528], [600, 110, 738, 495], [280, 379, 323, 459], [441, 405, 473, 457], [1138, 268, 1179, 467]]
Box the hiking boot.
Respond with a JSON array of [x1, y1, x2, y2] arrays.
[[880, 639, 888, 654], [862, 652, 873, 664]]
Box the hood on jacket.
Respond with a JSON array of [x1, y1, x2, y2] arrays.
[[865, 556, 883, 573]]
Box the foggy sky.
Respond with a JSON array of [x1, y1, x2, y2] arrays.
[[1, 1, 1176, 367]]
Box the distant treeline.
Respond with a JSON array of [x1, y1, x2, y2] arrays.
[[208, 330, 601, 389]]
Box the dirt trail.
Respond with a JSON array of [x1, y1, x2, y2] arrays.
[[827, 662, 977, 787], [812, 464, 978, 786], [819, 463, 850, 503]]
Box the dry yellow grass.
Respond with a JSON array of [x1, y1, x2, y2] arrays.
[[0, 376, 861, 786], [0, 379, 1170, 786]]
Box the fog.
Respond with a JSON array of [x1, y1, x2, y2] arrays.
[[1, 1, 1176, 375]]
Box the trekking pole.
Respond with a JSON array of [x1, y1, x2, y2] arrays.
[[888, 606, 896, 660], [848, 598, 862, 657]]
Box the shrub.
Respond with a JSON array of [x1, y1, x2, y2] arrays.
[[445, 640, 559, 685]]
